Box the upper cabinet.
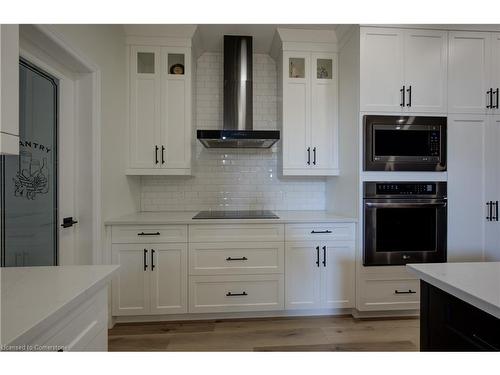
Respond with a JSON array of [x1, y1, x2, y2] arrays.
[[448, 31, 500, 114], [0, 25, 19, 155], [274, 29, 339, 176], [127, 40, 192, 175], [360, 27, 448, 113]]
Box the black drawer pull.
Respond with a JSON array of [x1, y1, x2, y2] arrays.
[[138, 232, 160, 236], [311, 230, 332, 234], [226, 256, 248, 261], [394, 289, 417, 294], [226, 291, 248, 297]]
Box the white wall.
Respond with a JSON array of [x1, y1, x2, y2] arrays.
[[141, 52, 326, 211], [48, 25, 141, 223]]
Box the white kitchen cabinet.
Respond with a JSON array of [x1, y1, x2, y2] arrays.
[[0, 24, 19, 155], [111, 241, 187, 316], [447, 115, 487, 262], [360, 27, 447, 113], [491, 33, 500, 113], [281, 51, 339, 176], [127, 44, 191, 175], [448, 32, 491, 114], [485, 115, 500, 261]]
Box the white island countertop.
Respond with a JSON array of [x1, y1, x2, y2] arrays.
[[407, 262, 500, 319], [105, 210, 357, 225], [1, 265, 118, 347]]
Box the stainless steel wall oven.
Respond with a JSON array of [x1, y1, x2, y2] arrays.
[[363, 181, 447, 266]]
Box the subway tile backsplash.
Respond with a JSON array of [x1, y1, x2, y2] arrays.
[[140, 52, 326, 211]]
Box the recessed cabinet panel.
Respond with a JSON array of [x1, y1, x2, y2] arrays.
[[491, 33, 500, 111], [321, 242, 355, 308]]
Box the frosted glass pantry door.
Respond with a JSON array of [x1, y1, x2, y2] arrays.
[[1, 60, 58, 267]]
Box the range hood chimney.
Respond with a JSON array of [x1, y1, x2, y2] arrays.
[[197, 35, 280, 148]]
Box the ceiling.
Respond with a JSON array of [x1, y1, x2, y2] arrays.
[[122, 24, 344, 53]]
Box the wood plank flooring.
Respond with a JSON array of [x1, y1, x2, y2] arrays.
[[108, 315, 420, 351]]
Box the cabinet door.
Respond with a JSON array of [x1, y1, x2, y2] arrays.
[[161, 48, 191, 170], [150, 243, 188, 314], [360, 27, 405, 112], [448, 32, 491, 114], [404, 29, 448, 113], [285, 242, 321, 310], [447, 115, 486, 261], [491, 33, 500, 113], [129, 46, 162, 169], [111, 244, 150, 315], [320, 241, 355, 308], [485, 116, 500, 261], [282, 52, 311, 172], [311, 53, 339, 174]]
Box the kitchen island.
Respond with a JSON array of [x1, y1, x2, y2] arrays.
[[1, 265, 118, 351], [407, 262, 500, 351]]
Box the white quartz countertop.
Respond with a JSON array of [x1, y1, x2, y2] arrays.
[[1, 265, 118, 347], [407, 262, 500, 319], [105, 210, 357, 225]]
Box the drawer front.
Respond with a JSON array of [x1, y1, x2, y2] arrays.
[[358, 278, 420, 311], [189, 274, 284, 313], [189, 224, 284, 243], [189, 242, 284, 275], [285, 223, 355, 242], [112, 225, 187, 243]]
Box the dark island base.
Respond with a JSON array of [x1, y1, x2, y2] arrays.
[[420, 280, 500, 351]]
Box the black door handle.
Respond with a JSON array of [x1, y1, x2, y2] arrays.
[[307, 147, 311, 165], [226, 256, 248, 261], [487, 88, 493, 109], [486, 201, 492, 221], [394, 289, 417, 294], [151, 249, 155, 271], [313, 147, 316, 165], [406, 85, 412, 107], [144, 249, 148, 271], [161, 146, 165, 164], [155, 145, 159, 164], [400, 85, 405, 107], [61, 217, 78, 228], [226, 291, 247, 297], [138, 232, 160, 236], [322, 246, 326, 267], [315, 246, 320, 267], [495, 88, 499, 109], [311, 230, 332, 234]]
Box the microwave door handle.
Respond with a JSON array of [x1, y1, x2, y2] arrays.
[[365, 202, 447, 208]]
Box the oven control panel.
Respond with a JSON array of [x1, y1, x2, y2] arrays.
[[376, 183, 436, 195]]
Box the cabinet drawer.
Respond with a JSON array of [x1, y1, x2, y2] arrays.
[[285, 223, 355, 242], [189, 274, 284, 313], [189, 242, 284, 275], [189, 224, 284, 243], [112, 225, 187, 243], [359, 278, 420, 311]]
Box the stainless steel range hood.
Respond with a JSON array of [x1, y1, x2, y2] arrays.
[[197, 35, 280, 148]]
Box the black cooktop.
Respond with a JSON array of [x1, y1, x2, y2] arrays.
[[192, 210, 279, 219]]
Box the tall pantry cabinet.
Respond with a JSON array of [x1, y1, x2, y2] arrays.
[[126, 38, 193, 175]]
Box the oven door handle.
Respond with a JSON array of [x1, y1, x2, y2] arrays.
[[365, 202, 447, 208]]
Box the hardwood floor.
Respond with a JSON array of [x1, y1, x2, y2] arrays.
[[108, 315, 420, 351]]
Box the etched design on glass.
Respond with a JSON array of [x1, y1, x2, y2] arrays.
[[13, 144, 50, 200]]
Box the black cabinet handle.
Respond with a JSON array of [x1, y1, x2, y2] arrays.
[[313, 147, 317, 165], [311, 230, 332, 234], [487, 88, 493, 109], [486, 201, 492, 221], [322, 245, 326, 267], [155, 145, 159, 164], [316, 246, 320, 267], [496, 88, 499, 109], [161, 146, 165, 164], [138, 232, 160, 236], [226, 256, 248, 261], [394, 289, 417, 294], [226, 291, 247, 297], [400, 85, 405, 107], [144, 249, 148, 271], [406, 85, 412, 107], [151, 249, 155, 271], [307, 147, 311, 165], [495, 201, 499, 222]]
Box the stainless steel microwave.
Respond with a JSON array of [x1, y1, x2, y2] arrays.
[[364, 115, 447, 171]]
